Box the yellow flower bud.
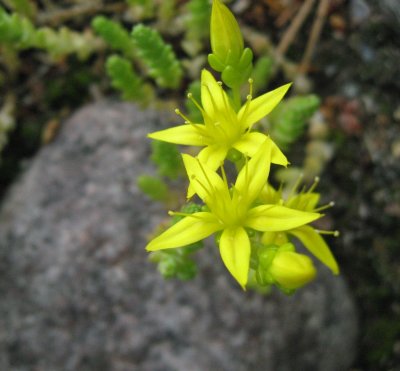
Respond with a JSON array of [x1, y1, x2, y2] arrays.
[[269, 251, 316, 290], [210, 0, 243, 65]]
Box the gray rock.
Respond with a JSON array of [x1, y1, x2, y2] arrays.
[[0, 102, 358, 371]]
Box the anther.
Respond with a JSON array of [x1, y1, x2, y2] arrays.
[[315, 229, 340, 237], [187, 93, 205, 115], [175, 108, 194, 126], [313, 201, 335, 212]]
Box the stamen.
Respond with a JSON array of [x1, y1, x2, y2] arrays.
[[307, 176, 320, 194], [168, 211, 203, 219], [220, 164, 229, 190], [245, 156, 249, 185], [242, 79, 255, 131], [248, 78, 253, 97], [196, 158, 215, 191], [175, 108, 192, 124], [204, 85, 219, 113], [313, 201, 335, 212], [187, 93, 206, 115], [287, 173, 304, 199], [241, 94, 252, 127], [315, 229, 340, 237], [191, 175, 213, 200], [212, 120, 230, 141]]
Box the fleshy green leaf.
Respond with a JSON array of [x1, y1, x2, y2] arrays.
[[131, 23, 182, 88]]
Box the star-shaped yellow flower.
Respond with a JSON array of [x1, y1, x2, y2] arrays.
[[148, 69, 290, 173], [146, 140, 321, 289], [260, 181, 340, 275]]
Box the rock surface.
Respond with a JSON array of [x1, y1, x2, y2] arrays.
[[0, 102, 358, 371]]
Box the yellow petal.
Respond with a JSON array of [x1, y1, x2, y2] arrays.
[[232, 131, 268, 157], [235, 139, 271, 204], [148, 125, 208, 146], [198, 145, 227, 171], [233, 132, 288, 166], [269, 137, 289, 166], [238, 83, 292, 129], [201, 69, 223, 117], [219, 227, 250, 289], [289, 225, 339, 274], [201, 70, 237, 120], [182, 152, 227, 202], [146, 212, 221, 251], [245, 205, 321, 232]]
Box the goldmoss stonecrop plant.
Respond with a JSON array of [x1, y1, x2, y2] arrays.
[[145, 0, 339, 293]]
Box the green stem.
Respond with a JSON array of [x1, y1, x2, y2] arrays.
[[231, 85, 241, 110]]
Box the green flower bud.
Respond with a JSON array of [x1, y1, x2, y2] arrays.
[[269, 251, 316, 290], [210, 0, 243, 66]]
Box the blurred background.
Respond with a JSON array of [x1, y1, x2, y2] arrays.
[[0, 1, 399, 370]]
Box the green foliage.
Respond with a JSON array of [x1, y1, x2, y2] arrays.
[[149, 246, 199, 280], [137, 175, 168, 201], [0, 6, 36, 48], [268, 95, 321, 150], [106, 55, 147, 101], [158, 0, 176, 23], [92, 16, 135, 59], [34, 27, 103, 61], [131, 24, 182, 88], [126, 0, 155, 19], [151, 140, 183, 180], [2, 0, 36, 19], [185, 0, 211, 42], [251, 56, 274, 94], [0, 6, 103, 60]]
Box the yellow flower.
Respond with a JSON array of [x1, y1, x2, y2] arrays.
[[146, 141, 321, 289], [148, 69, 290, 176], [260, 180, 340, 275]]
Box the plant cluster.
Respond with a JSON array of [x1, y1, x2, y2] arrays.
[[145, 0, 339, 293]]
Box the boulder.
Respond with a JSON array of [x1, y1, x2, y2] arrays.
[[0, 102, 357, 371]]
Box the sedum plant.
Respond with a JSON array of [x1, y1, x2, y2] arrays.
[[0, 6, 103, 60], [131, 23, 182, 89], [145, 0, 339, 293]]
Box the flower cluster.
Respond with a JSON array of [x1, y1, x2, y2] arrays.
[[145, 0, 339, 292]]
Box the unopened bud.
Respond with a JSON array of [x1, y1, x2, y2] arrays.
[[269, 251, 316, 290], [210, 0, 243, 66]]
